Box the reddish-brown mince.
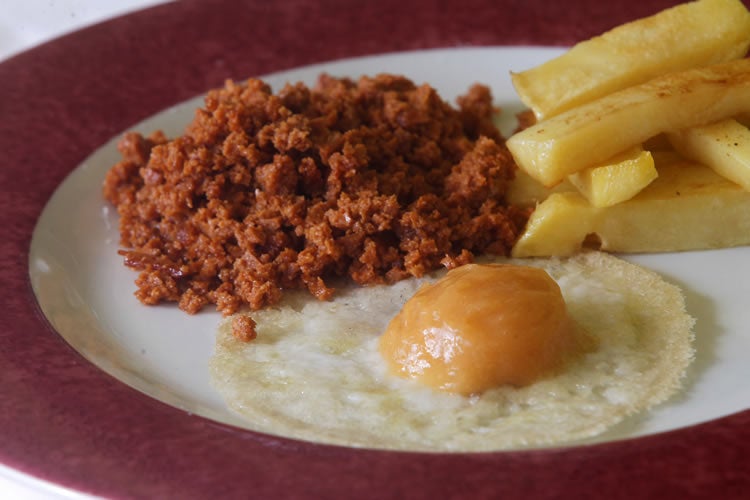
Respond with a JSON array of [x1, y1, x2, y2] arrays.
[[103, 74, 529, 314]]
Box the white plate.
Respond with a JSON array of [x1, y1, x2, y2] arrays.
[[28, 46, 750, 445]]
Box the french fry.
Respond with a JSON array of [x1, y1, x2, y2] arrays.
[[511, 0, 750, 119], [506, 169, 573, 207], [668, 119, 750, 191], [506, 58, 750, 187], [567, 146, 657, 207], [511, 154, 750, 257]]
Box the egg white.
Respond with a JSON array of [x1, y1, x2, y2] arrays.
[[209, 251, 694, 451]]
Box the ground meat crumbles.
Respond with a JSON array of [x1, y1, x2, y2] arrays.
[[102, 73, 530, 315]]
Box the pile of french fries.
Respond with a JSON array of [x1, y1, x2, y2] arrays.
[[505, 0, 750, 257]]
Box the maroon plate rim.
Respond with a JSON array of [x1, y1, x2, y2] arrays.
[[1, 0, 749, 498]]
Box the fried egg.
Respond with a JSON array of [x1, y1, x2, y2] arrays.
[[209, 251, 694, 452]]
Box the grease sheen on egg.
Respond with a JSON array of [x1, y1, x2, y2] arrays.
[[379, 264, 590, 394]]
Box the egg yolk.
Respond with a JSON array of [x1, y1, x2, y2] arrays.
[[378, 264, 588, 395]]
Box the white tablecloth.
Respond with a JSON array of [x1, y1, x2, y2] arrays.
[[1, 3, 170, 500]]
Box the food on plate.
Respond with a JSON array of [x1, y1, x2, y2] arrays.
[[102, 74, 529, 314], [507, 58, 750, 187], [505, 0, 750, 258], [567, 146, 657, 207], [511, 0, 750, 119], [100, 0, 726, 453], [379, 263, 594, 395], [512, 152, 750, 257], [506, 168, 573, 207], [209, 251, 694, 451], [668, 119, 750, 191]]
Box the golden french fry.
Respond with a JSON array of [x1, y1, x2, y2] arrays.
[[668, 119, 750, 191], [506, 169, 573, 207], [512, 154, 750, 257], [507, 58, 750, 187], [568, 146, 657, 207], [511, 0, 750, 119]]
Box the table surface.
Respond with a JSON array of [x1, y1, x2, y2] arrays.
[[0, 0, 170, 62]]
